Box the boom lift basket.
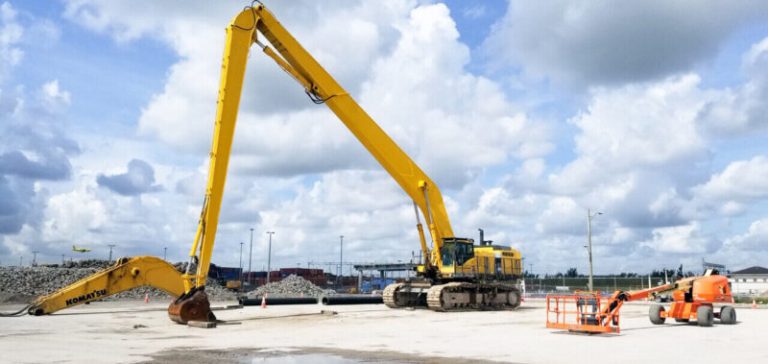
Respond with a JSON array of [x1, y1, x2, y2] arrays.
[[546, 292, 621, 334]]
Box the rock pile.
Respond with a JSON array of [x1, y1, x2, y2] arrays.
[[40, 259, 113, 269], [248, 275, 334, 298], [0, 265, 237, 304]]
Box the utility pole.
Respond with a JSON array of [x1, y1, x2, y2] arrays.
[[248, 228, 254, 285], [338, 235, 344, 288], [239, 242, 244, 287], [107, 244, 116, 262], [19, 256, 22, 267], [32, 251, 39, 266], [266, 231, 275, 283], [587, 208, 603, 292]]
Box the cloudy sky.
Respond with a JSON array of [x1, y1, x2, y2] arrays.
[[1, 0, 767, 274]]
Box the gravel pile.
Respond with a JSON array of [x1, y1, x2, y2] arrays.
[[0, 264, 237, 304], [247, 275, 334, 298], [40, 259, 113, 269]]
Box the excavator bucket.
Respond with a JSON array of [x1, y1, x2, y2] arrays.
[[167, 287, 216, 324]]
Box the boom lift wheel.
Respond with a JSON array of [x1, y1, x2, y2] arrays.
[[649, 304, 666, 325], [696, 305, 714, 327], [719, 306, 736, 324]]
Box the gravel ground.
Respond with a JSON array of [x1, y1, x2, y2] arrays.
[[1, 300, 766, 364]]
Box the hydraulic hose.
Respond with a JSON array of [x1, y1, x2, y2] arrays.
[[0, 304, 31, 317]]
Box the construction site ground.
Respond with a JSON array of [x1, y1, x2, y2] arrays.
[[2, 299, 765, 364]]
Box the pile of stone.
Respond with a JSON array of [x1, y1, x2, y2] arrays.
[[0, 265, 237, 304], [247, 275, 334, 298], [40, 259, 113, 269]]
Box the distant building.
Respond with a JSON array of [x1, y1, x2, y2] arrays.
[[729, 266, 768, 295]]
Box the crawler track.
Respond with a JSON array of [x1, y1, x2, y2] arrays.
[[385, 281, 521, 312]]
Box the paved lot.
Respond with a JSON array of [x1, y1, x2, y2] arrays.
[[1, 299, 765, 363]]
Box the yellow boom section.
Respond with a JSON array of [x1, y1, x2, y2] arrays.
[[182, 10, 257, 290], [28, 256, 184, 316], [184, 1, 463, 292]]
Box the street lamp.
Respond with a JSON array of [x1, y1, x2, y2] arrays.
[[239, 242, 244, 287], [248, 228, 254, 285], [338, 235, 344, 288], [266, 231, 275, 283], [586, 208, 603, 292]]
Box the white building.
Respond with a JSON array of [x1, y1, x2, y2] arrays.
[[729, 266, 768, 295]]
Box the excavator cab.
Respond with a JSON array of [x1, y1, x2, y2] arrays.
[[440, 238, 475, 267]]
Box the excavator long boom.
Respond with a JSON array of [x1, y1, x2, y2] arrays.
[[170, 3, 458, 321], [246, 4, 453, 262]]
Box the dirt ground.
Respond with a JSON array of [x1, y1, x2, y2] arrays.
[[1, 299, 765, 363]]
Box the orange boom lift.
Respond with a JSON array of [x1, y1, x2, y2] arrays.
[[546, 269, 735, 334]]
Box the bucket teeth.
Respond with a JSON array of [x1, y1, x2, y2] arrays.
[[167, 287, 216, 324]]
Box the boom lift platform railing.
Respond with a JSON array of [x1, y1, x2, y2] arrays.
[[546, 292, 621, 334]]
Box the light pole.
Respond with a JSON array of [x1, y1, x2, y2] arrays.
[[248, 228, 254, 284], [107, 244, 116, 262], [163, 247, 167, 261], [587, 208, 603, 292], [266, 231, 275, 283], [239, 242, 244, 287], [32, 251, 39, 266], [338, 235, 344, 288]]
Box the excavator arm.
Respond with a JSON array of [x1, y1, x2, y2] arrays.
[[248, 4, 454, 268], [27, 257, 184, 316]]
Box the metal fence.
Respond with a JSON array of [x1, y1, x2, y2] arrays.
[[524, 276, 661, 295]]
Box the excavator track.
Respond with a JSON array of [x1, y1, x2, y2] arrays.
[[382, 282, 430, 309], [383, 283, 404, 308], [427, 282, 521, 312]]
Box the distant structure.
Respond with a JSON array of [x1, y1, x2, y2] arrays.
[[702, 259, 726, 274], [729, 266, 768, 295]]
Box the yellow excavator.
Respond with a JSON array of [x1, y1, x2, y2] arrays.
[[20, 1, 523, 322]]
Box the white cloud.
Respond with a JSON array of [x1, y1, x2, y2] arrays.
[[536, 197, 583, 235], [0, 1, 23, 78], [62, 1, 552, 190], [40, 80, 71, 110], [699, 36, 768, 135], [484, 0, 768, 87], [462, 4, 486, 20], [546, 75, 713, 229], [723, 218, 768, 251], [3, 0, 763, 274], [691, 156, 768, 216], [43, 184, 107, 242], [571, 74, 708, 168], [640, 222, 719, 254]]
